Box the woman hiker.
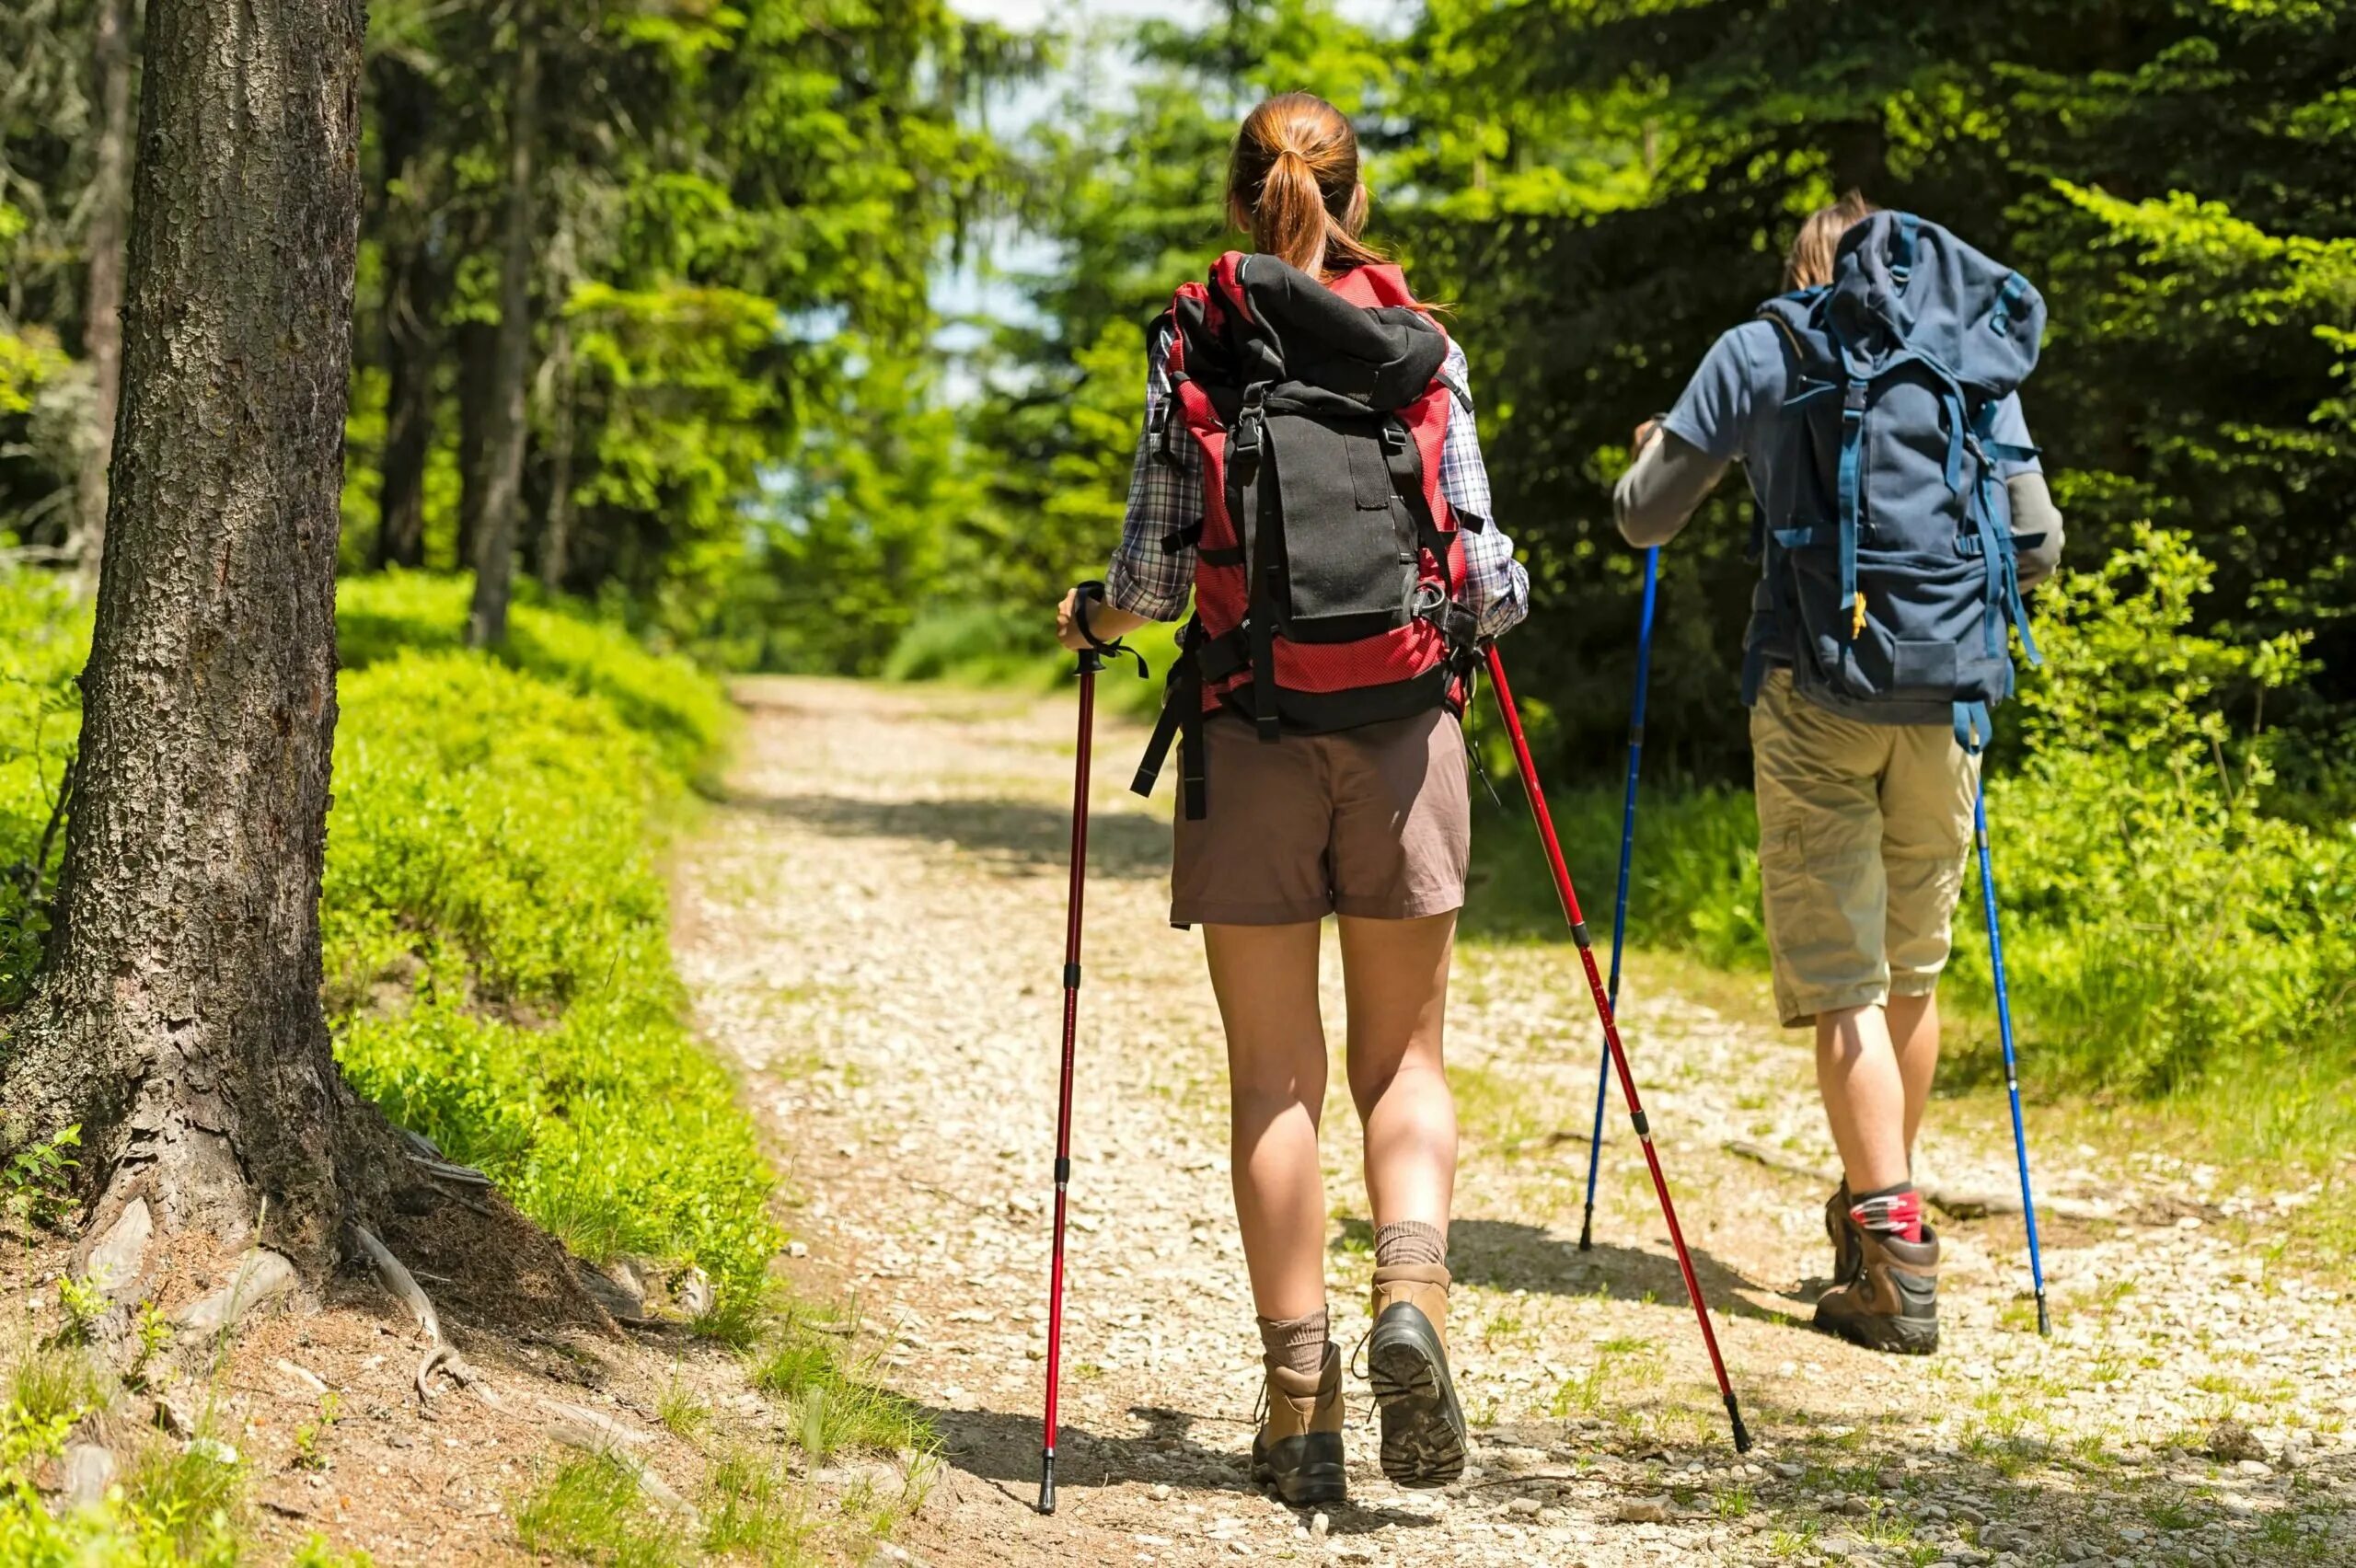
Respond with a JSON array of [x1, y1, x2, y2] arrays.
[[1053, 92, 1529, 1503], [1614, 193, 2066, 1354]]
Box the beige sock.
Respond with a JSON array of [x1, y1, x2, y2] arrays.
[[1255, 1307, 1328, 1379], [1374, 1219, 1447, 1270]]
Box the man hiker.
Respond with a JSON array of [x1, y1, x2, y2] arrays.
[[1611, 193, 2065, 1354]]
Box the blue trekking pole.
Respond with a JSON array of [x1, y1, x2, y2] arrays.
[[1578, 547, 1659, 1252], [1973, 779, 2051, 1337]]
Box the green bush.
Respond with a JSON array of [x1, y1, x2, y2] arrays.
[[1960, 526, 2356, 1096], [0, 573, 87, 1010], [327, 654, 778, 1304], [337, 571, 732, 779], [1465, 779, 1766, 972]]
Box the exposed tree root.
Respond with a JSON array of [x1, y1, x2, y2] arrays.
[[350, 1222, 483, 1403], [351, 1221, 697, 1520]]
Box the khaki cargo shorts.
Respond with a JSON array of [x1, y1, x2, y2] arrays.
[[1750, 670, 1980, 1027], [1170, 708, 1470, 927]]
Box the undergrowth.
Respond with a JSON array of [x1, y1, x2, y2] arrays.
[[323, 573, 775, 1320]]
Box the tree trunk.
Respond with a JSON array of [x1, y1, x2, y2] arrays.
[[69, 0, 136, 594], [467, 17, 540, 648], [2, 0, 379, 1277], [372, 58, 437, 572], [537, 315, 574, 593], [454, 319, 495, 571]]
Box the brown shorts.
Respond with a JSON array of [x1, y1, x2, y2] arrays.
[[1170, 708, 1471, 927]]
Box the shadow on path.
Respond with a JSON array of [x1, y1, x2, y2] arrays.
[[1335, 1216, 1805, 1327], [911, 1400, 1439, 1535], [727, 789, 1170, 879]]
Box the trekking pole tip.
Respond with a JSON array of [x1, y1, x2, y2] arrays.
[[1576, 1212, 1594, 1253], [1725, 1395, 1752, 1455], [2036, 1295, 2051, 1339], [1036, 1453, 1057, 1516]]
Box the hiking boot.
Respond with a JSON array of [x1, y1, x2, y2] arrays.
[[1366, 1263, 1468, 1487], [1825, 1182, 1862, 1286], [1814, 1224, 1940, 1355], [1251, 1343, 1345, 1505]]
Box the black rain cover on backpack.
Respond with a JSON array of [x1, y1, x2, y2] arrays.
[[1749, 212, 2047, 750]]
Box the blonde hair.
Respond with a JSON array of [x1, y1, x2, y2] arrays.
[[1226, 93, 1386, 280], [1786, 190, 1878, 290]]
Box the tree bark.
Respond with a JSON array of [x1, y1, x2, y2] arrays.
[[454, 319, 495, 571], [69, 0, 136, 594], [537, 315, 574, 593], [2, 0, 380, 1274], [371, 58, 437, 572], [467, 17, 540, 648]]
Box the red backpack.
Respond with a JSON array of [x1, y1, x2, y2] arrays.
[[1131, 252, 1479, 820]]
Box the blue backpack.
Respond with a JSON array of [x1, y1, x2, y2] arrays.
[[1747, 212, 2046, 751]]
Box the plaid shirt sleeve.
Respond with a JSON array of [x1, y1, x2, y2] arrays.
[[1104, 326, 1200, 622], [1439, 341, 1531, 637]]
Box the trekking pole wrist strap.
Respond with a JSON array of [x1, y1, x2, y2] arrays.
[[1071, 581, 1149, 678]]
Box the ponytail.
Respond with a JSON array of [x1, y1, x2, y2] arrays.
[[1229, 93, 1391, 282]]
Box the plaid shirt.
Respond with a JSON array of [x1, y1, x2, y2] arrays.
[[1105, 332, 1530, 637]]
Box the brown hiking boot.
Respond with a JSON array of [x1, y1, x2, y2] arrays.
[[1825, 1182, 1862, 1285], [1366, 1263, 1467, 1487], [1814, 1223, 1940, 1355], [1251, 1343, 1345, 1505]]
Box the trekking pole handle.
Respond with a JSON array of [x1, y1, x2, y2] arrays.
[[1069, 581, 1149, 679]]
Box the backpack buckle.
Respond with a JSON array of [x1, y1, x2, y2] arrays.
[[1842, 382, 1868, 416], [1381, 423, 1410, 455]]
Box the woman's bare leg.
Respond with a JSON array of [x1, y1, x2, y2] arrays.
[[1203, 920, 1330, 1321], [1338, 912, 1459, 1233]]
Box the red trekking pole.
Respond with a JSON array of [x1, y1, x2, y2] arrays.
[[1484, 645, 1752, 1454], [1038, 583, 1143, 1516]]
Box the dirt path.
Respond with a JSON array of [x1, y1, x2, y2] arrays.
[[676, 677, 2352, 1568]]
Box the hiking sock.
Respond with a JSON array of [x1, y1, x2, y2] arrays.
[[1373, 1220, 1447, 1271], [1257, 1308, 1330, 1379], [1849, 1182, 1925, 1245]]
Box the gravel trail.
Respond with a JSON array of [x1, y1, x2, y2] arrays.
[[676, 676, 2352, 1568]]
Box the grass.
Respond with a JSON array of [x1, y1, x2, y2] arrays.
[[516, 1453, 687, 1567], [515, 1308, 935, 1568], [751, 1318, 933, 1464]]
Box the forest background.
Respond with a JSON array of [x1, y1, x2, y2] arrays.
[[3, 0, 2350, 1154]]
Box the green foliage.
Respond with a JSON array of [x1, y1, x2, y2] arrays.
[[750, 1320, 932, 1464], [0, 1338, 246, 1565], [0, 1124, 79, 1235], [336, 572, 730, 778], [0, 574, 89, 1009], [516, 1453, 687, 1567], [883, 603, 1184, 721], [323, 591, 776, 1313], [1965, 527, 2356, 1093], [1465, 779, 1766, 971]]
